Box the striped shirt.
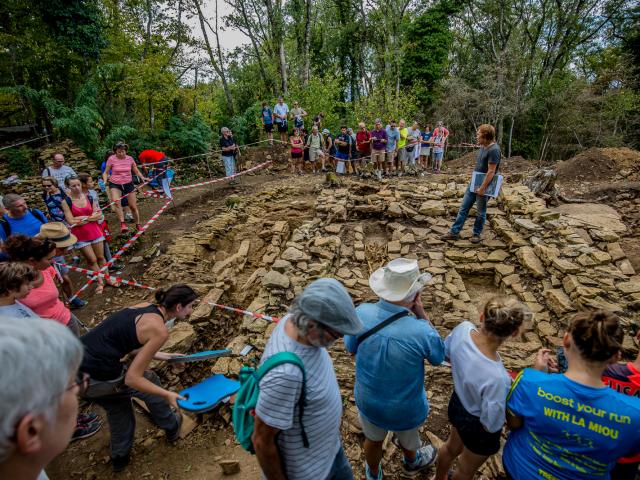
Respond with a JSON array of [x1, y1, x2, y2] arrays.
[[255, 316, 342, 480]]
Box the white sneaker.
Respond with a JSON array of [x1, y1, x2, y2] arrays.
[[125, 212, 134, 222], [400, 444, 437, 477]]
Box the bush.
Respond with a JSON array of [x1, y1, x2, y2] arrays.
[[2, 147, 37, 177]]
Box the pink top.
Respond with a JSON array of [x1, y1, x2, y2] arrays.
[[106, 155, 135, 185], [21, 267, 70, 326], [69, 195, 103, 242]]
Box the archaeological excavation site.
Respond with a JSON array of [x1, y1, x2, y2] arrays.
[[33, 145, 640, 480]]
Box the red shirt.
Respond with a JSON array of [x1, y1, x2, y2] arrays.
[[138, 149, 166, 165], [356, 130, 371, 154]]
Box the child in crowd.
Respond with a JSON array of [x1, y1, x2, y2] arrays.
[[602, 322, 640, 480], [504, 310, 640, 480], [433, 297, 538, 480], [41, 176, 67, 222], [289, 128, 304, 175]]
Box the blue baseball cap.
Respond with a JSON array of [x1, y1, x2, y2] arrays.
[[297, 278, 363, 335]]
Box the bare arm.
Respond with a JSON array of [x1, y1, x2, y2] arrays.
[[132, 162, 147, 181], [252, 415, 286, 480], [506, 410, 523, 431], [61, 199, 84, 225], [124, 317, 184, 408]]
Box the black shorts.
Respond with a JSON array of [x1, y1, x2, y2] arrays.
[[276, 122, 288, 133], [264, 124, 274, 133], [109, 181, 135, 195], [291, 151, 303, 159], [448, 390, 501, 456]]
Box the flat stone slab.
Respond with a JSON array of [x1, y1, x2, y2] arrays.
[[553, 203, 627, 233]]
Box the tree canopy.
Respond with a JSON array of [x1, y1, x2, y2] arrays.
[[1, 0, 638, 162]]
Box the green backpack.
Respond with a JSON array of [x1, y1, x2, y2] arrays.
[[232, 351, 309, 453]]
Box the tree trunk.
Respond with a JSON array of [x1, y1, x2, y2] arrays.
[[148, 98, 155, 130], [195, 0, 234, 115], [507, 115, 514, 158], [302, 0, 312, 85], [279, 40, 288, 94]]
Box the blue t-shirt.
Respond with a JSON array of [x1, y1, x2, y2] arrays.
[[0, 210, 48, 241], [421, 131, 432, 143], [262, 107, 273, 125], [385, 127, 400, 152], [504, 368, 640, 480], [344, 300, 444, 431]]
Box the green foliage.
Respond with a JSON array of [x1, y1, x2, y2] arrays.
[[401, 0, 461, 107], [2, 147, 37, 177], [52, 81, 103, 153], [162, 113, 212, 158]]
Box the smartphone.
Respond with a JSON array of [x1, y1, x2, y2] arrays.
[[556, 347, 568, 373]]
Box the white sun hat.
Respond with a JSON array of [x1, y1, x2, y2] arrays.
[[369, 258, 432, 302]]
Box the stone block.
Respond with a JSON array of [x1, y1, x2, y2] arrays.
[[544, 289, 575, 315], [516, 246, 546, 278], [606, 242, 626, 261], [262, 270, 290, 289]]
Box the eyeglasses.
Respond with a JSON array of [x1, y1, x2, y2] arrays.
[[67, 372, 90, 396], [315, 322, 342, 340]]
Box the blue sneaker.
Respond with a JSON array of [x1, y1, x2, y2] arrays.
[[69, 297, 87, 309], [401, 444, 437, 477], [365, 462, 383, 480]]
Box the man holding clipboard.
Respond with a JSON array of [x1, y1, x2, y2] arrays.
[[441, 124, 502, 244]]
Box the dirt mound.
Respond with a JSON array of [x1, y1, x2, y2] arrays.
[[556, 147, 640, 181]]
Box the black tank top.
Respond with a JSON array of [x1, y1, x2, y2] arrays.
[[81, 304, 164, 381]]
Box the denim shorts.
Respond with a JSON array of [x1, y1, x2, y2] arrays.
[[75, 236, 105, 249]]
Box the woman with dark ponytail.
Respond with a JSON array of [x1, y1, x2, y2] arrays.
[[79, 284, 198, 472], [503, 310, 640, 480]]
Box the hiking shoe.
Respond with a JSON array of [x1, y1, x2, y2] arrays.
[[365, 462, 383, 480], [470, 235, 482, 244], [77, 412, 99, 425], [401, 444, 437, 477], [440, 232, 459, 241], [69, 298, 88, 310], [167, 412, 183, 442], [71, 420, 102, 442], [120, 222, 128, 233], [125, 212, 134, 222], [112, 454, 130, 473], [136, 224, 143, 232]]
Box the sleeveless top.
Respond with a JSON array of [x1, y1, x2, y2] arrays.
[[68, 195, 102, 242], [81, 304, 163, 381], [291, 136, 303, 154]]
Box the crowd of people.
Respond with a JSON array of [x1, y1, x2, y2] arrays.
[[0, 120, 639, 480], [259, 98, 450, 177], [1, 254, 638, 479]]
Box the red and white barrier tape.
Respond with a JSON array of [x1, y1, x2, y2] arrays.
[[68, 199, 173, 301], [54, 262, 155, 290]]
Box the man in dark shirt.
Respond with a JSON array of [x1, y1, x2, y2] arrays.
[[334, 126, 353, 175], [220, 127, 239, 182], [441, 124, 501, 244], [370, 119, 388, 177]]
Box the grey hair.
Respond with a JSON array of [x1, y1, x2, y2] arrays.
[[220, 127, 230, 134], [2, 193, 23, 209], [0, 316, 83, 462], [288, 297, 315, 337]]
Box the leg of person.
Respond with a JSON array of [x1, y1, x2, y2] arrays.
[[96, 393, 137, 470], [360, 414, 387, 479], [126, 190, 141, 229], [443, 188, 477, 239], [433, 427, 465, 480], [452, 448, 490, 480], [80, 243, 103, 293], [222, 155, 234, 177], [326, 445, 355, 480], [110, 187, 125, 224], [471, 192, 488, 242], [131, 371, 180, 439]]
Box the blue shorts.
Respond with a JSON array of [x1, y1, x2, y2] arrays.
[[433, 150, 444, 161], [335, 152, 349, 161], [53, 255, 69, 275]]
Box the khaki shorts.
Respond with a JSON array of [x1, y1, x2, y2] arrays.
[[398, 148, 410, 163], [386, 151, 396, 163], [309, 147, 324, 162], [359, 412, 422, 451], [371, 149, 386, 164]]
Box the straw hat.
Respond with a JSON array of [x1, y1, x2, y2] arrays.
[[369, 258, 432, 302], [38, 222, 77, 248]]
